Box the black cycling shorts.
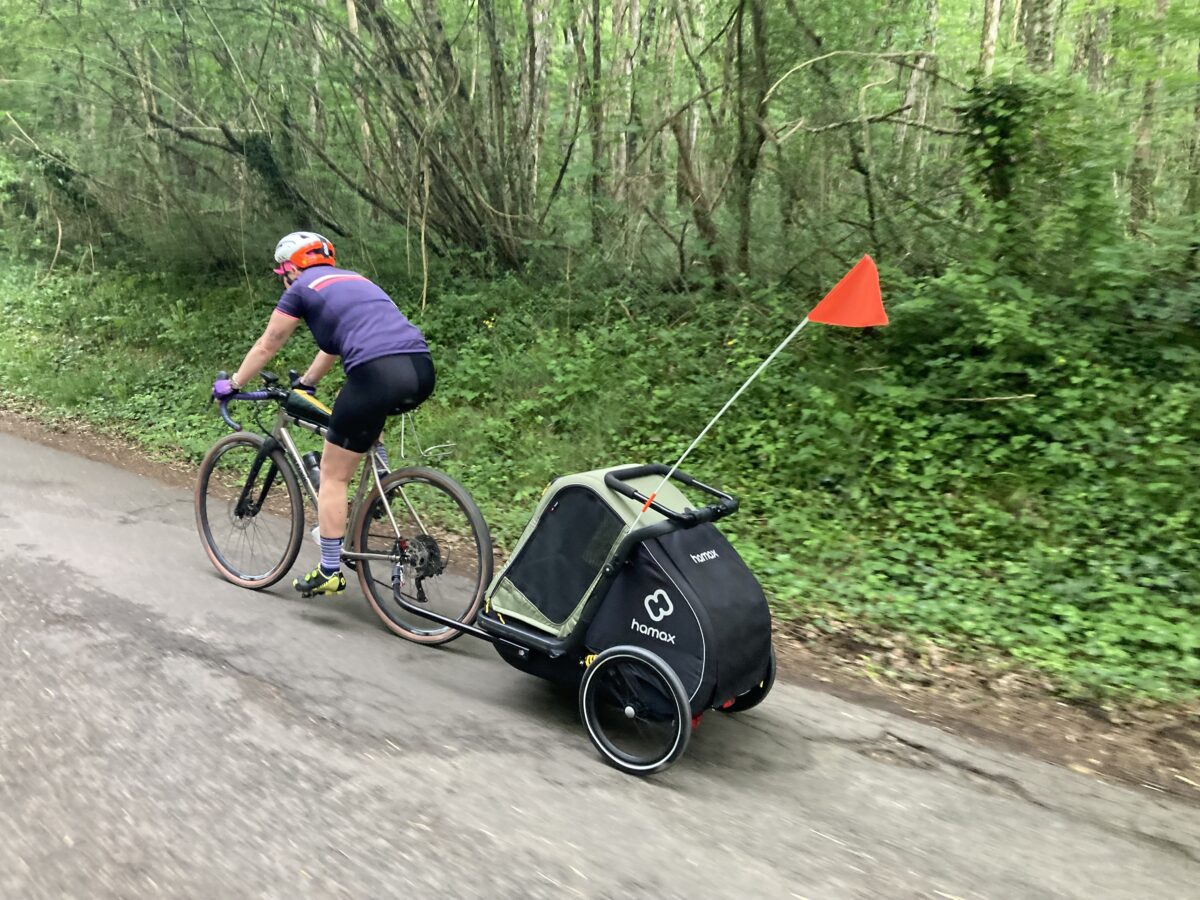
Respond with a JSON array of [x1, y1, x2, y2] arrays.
[[326, 353, 436, 453]]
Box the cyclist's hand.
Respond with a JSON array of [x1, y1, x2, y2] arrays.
[[290, 373, 316, 395], [212, 377, 237, 400]]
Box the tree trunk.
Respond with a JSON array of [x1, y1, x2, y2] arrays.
[[1128, 0, 1170, 234], [1071, 3, 1093, 75], [167, 0, 196, 183], [899, 0, 938, 157], [904, 0, 939, 174], [732, 0, 769, 277], [473, 0, 524, 222], [518, 0, 551, 206], [1024, 0, 1058, 72], [1186, 48, 1200, 218], [670, 116, 725, 283], [674, 0, 713, 207], [1186, 49, 1200, 267], [1087, 7, 1111, 90], [345, 0, 371, 166], [610, 0, 629, 202], [1071, 4, 1112, 90], [308, 0, 324, 140], [589, 0, 606, 244], [128, 0, 160, 166], [648, 2, 676, 217], [979, 0, 1002, 77], [783, 5, 882, 256]]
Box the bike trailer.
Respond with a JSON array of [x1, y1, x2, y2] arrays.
[[484, 464, 773, 714]]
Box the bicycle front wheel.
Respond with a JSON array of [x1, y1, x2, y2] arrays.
[[353, 466, 492, 644], [195, 432, 305, 589]]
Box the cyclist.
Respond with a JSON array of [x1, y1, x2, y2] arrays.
[[212, 231, 435, 597]]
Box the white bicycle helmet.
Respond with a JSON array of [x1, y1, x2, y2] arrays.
[[273, 231, 336, 274]]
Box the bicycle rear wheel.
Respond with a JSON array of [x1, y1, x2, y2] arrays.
[[353, 466, 492, 644], [195, 432, 305, 589]]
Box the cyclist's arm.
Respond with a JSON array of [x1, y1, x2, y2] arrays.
[[300, 351, 339, 388], [232, 310, 301, 388]]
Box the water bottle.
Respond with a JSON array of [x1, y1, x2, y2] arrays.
[[302, 450, 322, 489]]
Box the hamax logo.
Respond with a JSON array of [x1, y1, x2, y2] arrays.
[[690, 549, 719, 564], [630, 618, 677, 644], [631, 589, 677, 644], [643, 589, 674, 622]]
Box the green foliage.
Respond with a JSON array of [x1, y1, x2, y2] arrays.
[[1, 2, 1197, 704], [1, 245, 1196, 701], [3, 0, 1195, 289], [960, 76, 1132, 289]]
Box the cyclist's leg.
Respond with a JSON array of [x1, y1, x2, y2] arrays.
[[317, 441, 364, 540], [374, 355, 441, 475], [296, 353, 434, 595], [294, 368, 387, 596], [391, 353, 435, 413], [375, 353, 435, 472], [295, 440, 366, 596]]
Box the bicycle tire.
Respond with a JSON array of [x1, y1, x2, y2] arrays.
[[579, 645, 690, 776], [195, 432, 305, 589], [352, 466, 493, 645]]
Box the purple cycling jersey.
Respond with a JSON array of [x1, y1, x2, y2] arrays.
[[275, 266, 428, 371]]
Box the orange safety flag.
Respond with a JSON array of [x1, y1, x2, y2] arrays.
[[627, 253, 887, 533], [807, 255, 887, 327]]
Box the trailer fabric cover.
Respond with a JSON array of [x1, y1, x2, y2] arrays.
[[486, 468, 691, 638], [584, 523, 772, 714]]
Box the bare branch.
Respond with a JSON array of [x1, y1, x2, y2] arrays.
[[627, 84, 725, 170], [946, 394, 1038, 403], [775, 104, 912, 143], [197, 2, 269, 132], [765, 50, 939, 103], [885, 118, 965, 136], [37, 217, 63, 286]]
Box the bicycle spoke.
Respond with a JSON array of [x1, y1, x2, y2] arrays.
[[355, 470, 490, 643], [588, 657, 682, 766], [198, 435, 304, 588]]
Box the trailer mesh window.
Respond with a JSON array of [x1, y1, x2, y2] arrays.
[[505, 487, 624, 624]]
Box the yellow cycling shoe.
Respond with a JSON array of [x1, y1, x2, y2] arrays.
[[293, 567, 347, 597]]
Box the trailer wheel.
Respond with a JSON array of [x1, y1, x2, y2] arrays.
[[719, 645, 776, 714], [579, 645, 690, 776]]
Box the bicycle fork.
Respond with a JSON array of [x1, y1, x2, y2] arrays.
[[235, 437, 285, 517]]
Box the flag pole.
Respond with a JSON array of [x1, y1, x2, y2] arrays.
[[628, 253, 884, 529], [631, 315, 812, 529]]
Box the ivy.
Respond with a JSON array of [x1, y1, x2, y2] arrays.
[[1, 249, 1195, 701]]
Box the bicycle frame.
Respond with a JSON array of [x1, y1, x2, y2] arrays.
[[217, 373, 457, 582], [239, 408, 423, 568]]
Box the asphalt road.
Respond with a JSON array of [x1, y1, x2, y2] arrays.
[[1, 430, 1198, 899]]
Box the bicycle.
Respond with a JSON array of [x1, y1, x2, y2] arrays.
[[194, 369, 493, 645]]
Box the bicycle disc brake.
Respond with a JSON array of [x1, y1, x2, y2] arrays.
[[406, 534, 445, 580], [388, 535, 445, 604]]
